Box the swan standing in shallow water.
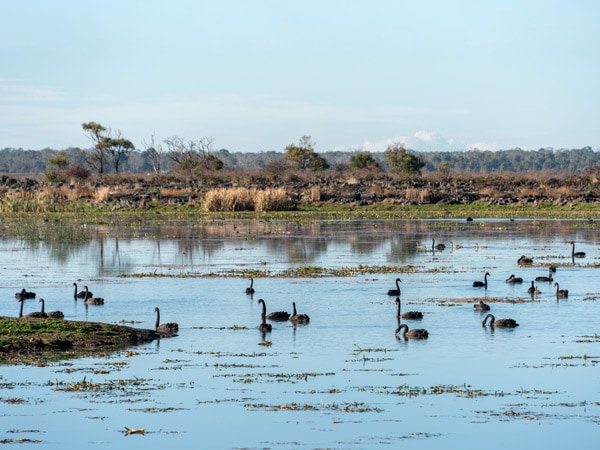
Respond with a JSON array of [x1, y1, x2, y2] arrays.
[[39, 298, 64, 319], [257, 299, 272, 332], [245, 277, 255, 295], [474, 301, 490, 311], [473, 272, 490, 288], [154, 307, 178, 333], [482, 314, 518, 328], [394, 323, 429, 340], [395, 297, 423, 320], [554, 282, 569, 298], [387, 278, 401, 296], [290, 302, 310, 324]]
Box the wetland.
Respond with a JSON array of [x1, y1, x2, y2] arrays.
[[1, 216, 599, 448]]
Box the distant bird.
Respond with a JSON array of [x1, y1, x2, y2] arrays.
[[15, 288, 36, 300], [527, 280, 536, 294], [73, 282, 92, 299], [154, 307, 178, 333], [571, 240, 586, 259], [474, 301, 490, 311], [548, 266, 557, 273], [533, 285, 541, 295], [432, 238, 445, 251], [290, 302, 310, 324], [473, 272, 490, 288], [245, 277, 255, 295], [450, 242, 462, 251], [395, 297, 423, 320], [257, 299, 272, 333], [554, 282, 569, 298], [482, 314, 519, 328], [518, 255, 533, 265], [394, 323, 429, 340], [505, 274, 523, 283], [387, 278, 401, 296], [39, 298, 64, 319]]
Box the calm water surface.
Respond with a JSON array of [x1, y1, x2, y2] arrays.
[[1, 219, 599, 449]]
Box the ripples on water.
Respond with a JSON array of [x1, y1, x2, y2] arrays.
[[0, 219, 599, 449]]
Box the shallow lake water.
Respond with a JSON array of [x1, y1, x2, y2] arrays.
[[1, 218, 599, 449]]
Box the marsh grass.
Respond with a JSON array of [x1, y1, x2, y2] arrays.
[[203, 187, 292, 212]]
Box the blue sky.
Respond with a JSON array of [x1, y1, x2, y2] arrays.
[[1, 0, 598, 152]]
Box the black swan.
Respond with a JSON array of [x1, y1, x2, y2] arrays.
[[39, 298, 64, 319], [482, 313, 518, 328], [290, 302, 310, 324], [473, 272, 490, 288], [394, 323, 429, 340], [505, 274, 523, 283], [18, 298, 46, 319], [535, 270, 553, 282], [571, 240, 586, 259], [154, 307, 179, 333], [518, 255, 533, 265], [554, 282, 569, 298], [474, 301, 490, 311], [15, 288, 36, 300], [80, 286, 104, 305], [387, 278, 401, 296], [432, 238, 445, 251], [267, 308, 290, 321], [73, 282, 92, 299], [527, 280, 536, 294], [395, 297, 423, 320], [245, 277, 255, 295], [257, 299, 272, 332]]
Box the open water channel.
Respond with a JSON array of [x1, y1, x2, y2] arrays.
[[0, 218, 599, 449]]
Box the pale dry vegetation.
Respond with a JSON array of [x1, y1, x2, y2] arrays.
[[203, 187, 292, 212]]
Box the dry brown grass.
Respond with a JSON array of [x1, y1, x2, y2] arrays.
[[160, 187, 192, 197], [404, 187, 430, 203], [93, 187, 111, 204], [203, 187, 292, 212]]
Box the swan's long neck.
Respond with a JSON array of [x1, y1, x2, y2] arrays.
[[483, 314, 495, 326], [39, 299, 45, 313], [292, 302, 297, 316], [396, 279, 401, 294], [73, 283, 77, 296], [250, 278, 254, 288], [396, 298, 401, 317], [155, 308, 160, 328], [18, 299, 23, 318], [396, 324, 408, 337], [259, 300, 266, 315]]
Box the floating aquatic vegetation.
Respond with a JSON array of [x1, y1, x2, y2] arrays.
[[244, 401, 382, 413]]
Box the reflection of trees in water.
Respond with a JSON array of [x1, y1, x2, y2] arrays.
[[262, 236, 329, 264]]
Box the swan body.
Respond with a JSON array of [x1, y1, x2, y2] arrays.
[[80, 286, 104, 304], [474, 301, 490, 311], [535, 272, 553, 282], [154, 307, 179, 333], [290, 302, 310, 324], [257, 299, 272, 332], [18, 298, 47, 318], [387, 278, 401, 296], [432, 238, 445, 251], [554, 282, 569, 298], [15, 289, 36, 300], [267, 310, 290, 321], [527, 280, 536, 294], [394, 323, 429, 340], [482, 313, 519, 328], [395, 297, 423, 320], [518, 255, 533, 265], [245, 277, 255, 295], [505, 274, 523, 283], [39, 298, 64, 319], [571, 240, 586, 259], [473, 272, 490, 288], [73, 282, 92, 299]]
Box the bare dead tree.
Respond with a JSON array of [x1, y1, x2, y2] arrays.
[[142, 134, 163, 174]]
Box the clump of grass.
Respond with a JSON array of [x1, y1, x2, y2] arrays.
[[203, 187, 293, 212], [93, 186, 111, 204], [404, 188, 430, 203]]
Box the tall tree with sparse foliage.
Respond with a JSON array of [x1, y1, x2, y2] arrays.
[[82, 121, 112, 174], [284, 135, 329, 171]]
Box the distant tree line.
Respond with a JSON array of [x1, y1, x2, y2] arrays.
[[1, 126, 600, 177]]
